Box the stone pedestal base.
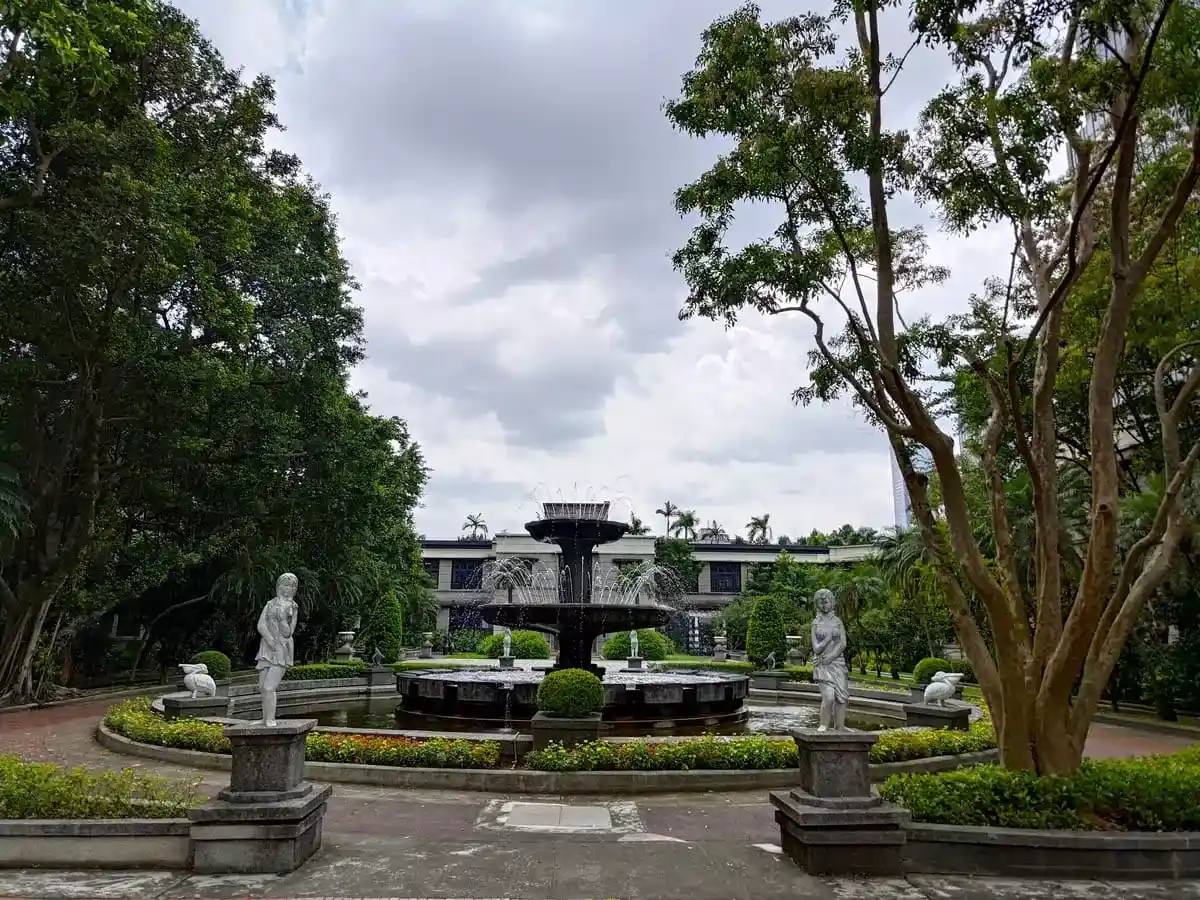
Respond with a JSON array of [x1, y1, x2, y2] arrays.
[[163, 693, 230, 720], [625, 657, 643, 670], [752, 671, 785, 691], [188, 719, 329, 874], [770, 789, 908, 876], [530, 711, 603, 750], [367, 666, 393, 687], [713, 649, 727, 661], [792, 729, 877, 798], [498, 656, 515, 669], [910, 684, 964, 703], [903, 702, 970, 730], [419, 647, 433, 659]]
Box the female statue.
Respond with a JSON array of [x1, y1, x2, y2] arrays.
[[256, 572, 300, 726], [810, 588, 849, 731]]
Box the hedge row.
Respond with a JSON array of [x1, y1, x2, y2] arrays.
[[0, 755, 201, 819], [283, 661, 371, 680], [104, 700, 500, 769], [881, 744, 1200, 831]]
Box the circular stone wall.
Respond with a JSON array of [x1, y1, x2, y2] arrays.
[[396, 667, 750, 728]]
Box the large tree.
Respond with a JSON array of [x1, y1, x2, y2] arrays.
[[666, 1, 1200, 773]]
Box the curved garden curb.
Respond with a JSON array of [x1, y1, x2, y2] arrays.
[[96, 723, 998, 794], [0, 818, 192, 870], [903, 821, 1200, 880]]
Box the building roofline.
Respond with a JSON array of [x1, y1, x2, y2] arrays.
[[420, 537, 880, 554]]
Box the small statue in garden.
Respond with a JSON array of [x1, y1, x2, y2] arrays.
[[810, 588, 849, 731], [502, 628, 512, 658], [179, 662, 217, 699], [372, 646, 384, 666], [763, 651, 777, 670], [629, 630, 640, 659], [255, 572, 300, 727], [923, 671, 963, 707]]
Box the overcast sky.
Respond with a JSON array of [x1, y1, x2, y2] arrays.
[[174, 0, 1012, 541]]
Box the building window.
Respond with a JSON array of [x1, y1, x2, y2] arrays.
[[449, 606, 486, 630], [709, 562, 741, 594], [422, 558, 441, 584], [450, 559, 484, 591]]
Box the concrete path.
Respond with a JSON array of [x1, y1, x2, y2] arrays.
[[0, 700, 1197, 899]]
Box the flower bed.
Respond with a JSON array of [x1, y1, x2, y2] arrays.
[[105, 699, 500, 769], [525, 735, 796, 771], [881, 744, 1200, 831], [0, 755, 200, 819]]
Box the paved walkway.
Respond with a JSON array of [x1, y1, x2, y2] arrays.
[[0, 700, 1197, 899]]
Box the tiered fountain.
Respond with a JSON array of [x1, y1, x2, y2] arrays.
[[395, 501, 750, 731]]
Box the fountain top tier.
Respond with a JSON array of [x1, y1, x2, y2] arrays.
[[481, 498, 670, 676], [526, 501, 629, 547]]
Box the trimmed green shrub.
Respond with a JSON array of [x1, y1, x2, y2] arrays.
[[477, 630, 551, 659], [912, 656, 952, 685], [880, 749, 1200, 831], [654, 660, 755, 674], [783, 665, 813, 682], [104, 699, 501, 769], [871, 718, 996, 763], [536, 668, 604, 718], [526, 735, 797, 771], [947, 658, 976, 683], [359, 591, 404, 663], [449, 628, 491, 653], [601, 629, 672, 661], [284, 661, 370, 681], [0, 755, 202, 819], [745, 593, 787, 666], [190, 650, 231, 681]]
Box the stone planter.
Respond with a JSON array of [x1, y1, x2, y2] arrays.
[[335, 630, 357, 663], [419, 632, 434, 659], [529, 711, 604, 751], [785, 634, 805, 666]]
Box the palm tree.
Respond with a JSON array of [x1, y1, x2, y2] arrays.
[[746, 514, 772, 544], [628, 513, 651, 535], [462, 513, 488, 541], [699, 520, 728, 541], [655, 501, 678, 536], [670, 510, 699, 540]]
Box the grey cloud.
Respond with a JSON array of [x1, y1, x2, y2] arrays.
[[687, 407, 884, 466], [370, 330, 622, 449]]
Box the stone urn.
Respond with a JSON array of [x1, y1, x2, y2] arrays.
[[713, 633, 728, 662], [420, 631, 434, 659], [335, 630, 357, 662], [785, 634, 805, 666]]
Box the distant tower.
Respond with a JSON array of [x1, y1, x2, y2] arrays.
[[891, 442, 934, 530]]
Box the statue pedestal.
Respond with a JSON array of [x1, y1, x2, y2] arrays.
[[713, 649, 727, 661], [367, 666, 394, 688], [903, 702, 970, 731], [625, 656, 643, 670], [498, 656, 515, 669], [162, 693, 230, 720], [189, 720, 331, 874], [769, 729, 907, 876]]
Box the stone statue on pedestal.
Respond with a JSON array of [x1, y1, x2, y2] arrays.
[[255, 572, 299, 726], [810, 588, 848, 731], [629, 630, 640, 659]]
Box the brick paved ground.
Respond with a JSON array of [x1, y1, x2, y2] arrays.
[[0, 698, 1196, 899]]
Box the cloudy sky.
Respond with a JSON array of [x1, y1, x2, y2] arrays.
[[174, 0, 1011, 541]]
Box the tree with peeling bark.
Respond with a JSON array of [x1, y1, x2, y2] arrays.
[[666, 0, 1200, 774]]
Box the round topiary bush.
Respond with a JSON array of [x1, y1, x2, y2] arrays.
[[190, 650, 231, 681], [600, 629, 672, 661], [536, 668, 605, 718], [476, 630, 551, 659], [912, 656, 952, 685], [947, 658, 976, 683]]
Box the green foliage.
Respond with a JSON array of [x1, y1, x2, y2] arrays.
[[601, 629, 673, 661], [653, 538, 700, 595], [359, 591, 404, 663], [913, 657, 952, 685], [447, 628, 491, 654], [536, 669, 605, 718], [871, 718, 996, 764], [0, 755, 201, 819], [654, 660, 755, 674], [525, 735, 796, 771], [881, 748, 1200, 831], [284, 661, 370, 681], [947, 658, 976, 684], [0, 0, 428, 700], [745, 593, 787, 666], [189, 651, 231, 681], [477, 630, 550, 660], [104, 699, 500, 768]]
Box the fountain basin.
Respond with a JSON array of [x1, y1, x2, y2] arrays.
[[396, 667, 750, 729]]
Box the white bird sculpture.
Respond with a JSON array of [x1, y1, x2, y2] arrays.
[[179, 663, 217, 699], [922, 671, 964, 707]]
